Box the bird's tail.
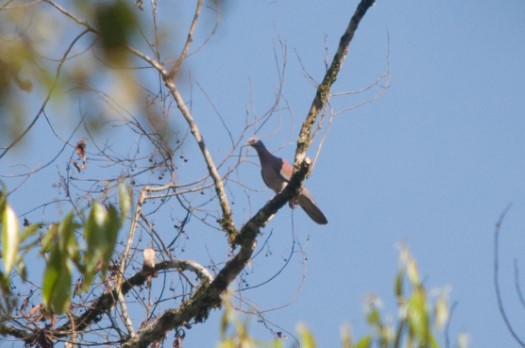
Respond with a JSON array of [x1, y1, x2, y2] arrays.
[[297, 193, 328, 225]]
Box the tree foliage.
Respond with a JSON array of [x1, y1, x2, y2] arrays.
[[218, 247, 467, 348]]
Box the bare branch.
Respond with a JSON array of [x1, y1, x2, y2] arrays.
[[0, 258, 212, 345], [164, 79, 238, 237], [121, 159, 312, 347], [513, 260, 525, 311], [294, 0, 375, 165], [166, 0, 203, 80], [493, 203, 525, 347], [0, 28, 91, 159]]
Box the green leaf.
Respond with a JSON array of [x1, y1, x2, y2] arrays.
[[367, 307, 381, 327], [434, 295, 449, 330], [2, 204, 19, 273], [340, 324, 352, 348], [20, 222, 41, 242], [394, 271, 404, 299], [104, 205, 120, 259], [355, 335, 372, 348], [81, 202, 120, 291], [297, 323, 316, 348], [94, 1, 137, 67], [82, 202, 108, 288], [42, 241, 72, 314], [400, 246, 420, 286], [119, 183, 131, 223], [62, 213, 80, 265], [41, 214, 78, 314], [40, 224, 58, 254], [408, 286, 430, 344]]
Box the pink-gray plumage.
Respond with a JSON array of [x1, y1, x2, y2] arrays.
[[246, 137, 328, 225]]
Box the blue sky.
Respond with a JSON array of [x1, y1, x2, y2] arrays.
[[184, 1, 525, 345], [2, 0, 525, 347]]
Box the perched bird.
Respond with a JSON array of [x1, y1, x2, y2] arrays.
[[246, 137, 328, 225]]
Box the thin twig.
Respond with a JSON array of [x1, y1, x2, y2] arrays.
[[493, 203, 525, 346], [167, 0, 203, 80], [444, 301, 458, 348], [0, 28, 91, 159], [514, 260, 525, 310]]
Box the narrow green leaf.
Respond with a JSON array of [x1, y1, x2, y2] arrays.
[[20, 223, 41, 242], [367, 307, 381, 327], [17, 259, 27, 281], [2, 205, 19, 273], [408, 286, 430, 344], [40, 224, 58, 254], [0, 272, 10, 294], [42, 245, 60, 309], [355, 335, 372, 348], [104, 205, 120, 257], [434, 296, 449, 330], [83, 202, 108, 269], [119, 183, 131, 223], [399, 246, 420, 286], [53, 259, 72, 313], [340, 324, 352, 348], [297, 323, 316, 348], [42, 239, 72, 314], [395, 271, 404, 299], [406, 257, 420, 286], [0, 190, 6, 213], [430, 334, 440, 348], [60, 213, 79, 263], [81, 202, 120, 291]]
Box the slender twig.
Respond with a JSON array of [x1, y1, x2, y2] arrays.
[[117, 182, 175, 286], [117, 291, 136, 337], [166, 0, 203, 80], [164, 78, 237, 237], [514, 260, 525, 310], [493, 203, 525, 347], [0, 28, 91, 159], [444, 301, 458, 348], [42, 0, 95, 30], [127, 44, 238, 238]]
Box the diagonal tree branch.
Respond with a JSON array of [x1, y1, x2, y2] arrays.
[[0, 259, 214, 346], [124, 46, 238, 240], [294, 0, 376, 165], [121, 158, 312, 348], [116, 1, 377, 346], [10, 2, 377, 347]]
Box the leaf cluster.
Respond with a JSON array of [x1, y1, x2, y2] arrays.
[[0, 183, 130, 315]]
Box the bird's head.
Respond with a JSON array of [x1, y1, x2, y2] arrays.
[[246, 136, 264, 149]]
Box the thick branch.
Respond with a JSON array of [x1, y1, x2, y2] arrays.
[[294, 0, 375, 165], [121, 159, 312, 348], [0, 260, 212, 345], [163, 79, 237, 237]]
